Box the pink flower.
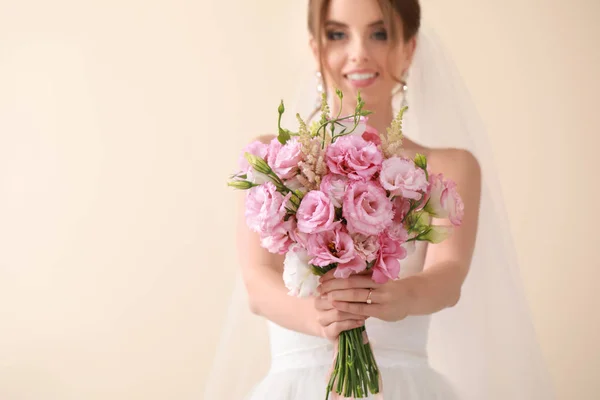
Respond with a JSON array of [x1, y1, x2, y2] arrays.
[[424, 174, 465, 226], [334, 256, 367, 279], [320, 174, 348, 208], [296, 190, 338, 234], [238, 141, 268, 174], [260, 219, 295, 254], [391, 196, 412, 224], [372, 232, 408, 284], [380, 157, 428, 200], [352, 233, 380, 263], [306, 226, 356, 266], [326, 135, 383, 181], [244, 182, 288, 235], [306, 227, 366, 278], [266, 137, 304, 180], [343, 181, 394, 236], [361, 125, 381, 146], [385, 223, 409, 243], [289, 226, 310, 249]]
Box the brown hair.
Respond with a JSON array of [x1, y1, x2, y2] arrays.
[[307, 0, 421, 119]]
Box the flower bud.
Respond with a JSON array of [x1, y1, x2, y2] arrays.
[[245, 153, 272, 175], [247, 170, 271, 185], [227, 180, 256, 190], [413, 210, 431, 231], [421, 226, 453, 244], [414, 153, 427, 170]]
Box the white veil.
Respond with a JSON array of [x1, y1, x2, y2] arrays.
[[204, 21, 556, 400]]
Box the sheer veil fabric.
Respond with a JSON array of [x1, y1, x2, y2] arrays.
[[204, 21, 556, 400]]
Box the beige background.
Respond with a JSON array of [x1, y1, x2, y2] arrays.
[[0, 0, 598, 399]]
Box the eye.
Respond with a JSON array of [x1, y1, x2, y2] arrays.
[[371, 29, 388, 41], [326, 30, 346, 41]]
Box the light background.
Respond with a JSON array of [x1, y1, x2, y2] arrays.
[[0, 0, 598, 399]]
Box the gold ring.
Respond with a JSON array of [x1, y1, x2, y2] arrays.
[[366, 288, 373, 304]]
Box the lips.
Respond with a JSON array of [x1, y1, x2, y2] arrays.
[[344, 71, 379, 88], [345, 72, 378, 81]]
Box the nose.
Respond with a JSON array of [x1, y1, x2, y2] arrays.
[[349, 37, 369, 64]]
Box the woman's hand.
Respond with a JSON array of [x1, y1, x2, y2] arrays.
[[314, 293, 367, 342], [317, 269, 411, 322]]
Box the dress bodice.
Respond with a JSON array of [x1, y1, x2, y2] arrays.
[[267, 241, 431, 373]]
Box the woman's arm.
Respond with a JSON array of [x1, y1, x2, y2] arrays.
[[236, 135, 366, 339], [320, 149, 482, 321], [402, 148, 482, 315]]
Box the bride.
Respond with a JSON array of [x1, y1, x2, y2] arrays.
[[205, 0, 555, 399]]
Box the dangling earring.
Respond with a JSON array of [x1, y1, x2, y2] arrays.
[[393, 70, 409, 110], [315, 70, 324, 108], [400, 79, 408, 109], [399, 69, 409, 109]]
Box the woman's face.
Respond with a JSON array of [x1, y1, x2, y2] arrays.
[[311, 0, 416, 113]]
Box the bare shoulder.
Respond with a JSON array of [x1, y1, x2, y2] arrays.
[[428, 148, 481, 183]]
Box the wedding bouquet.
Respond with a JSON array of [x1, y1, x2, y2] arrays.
[[228, 90, 464, 399]]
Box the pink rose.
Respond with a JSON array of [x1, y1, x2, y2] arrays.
[[372, 232, 408, 284], [238, 141, 268, 174], [326, 135, 383, 181], [343, 181, 394, 236], [306, 226, 356, 266], [352, 233, 380, 263], [307, 227, 366, 278], [334, 256, 367, 279], [244, 182, 289, 235], [320, 174, 348, 208], [385, 223, 409, 243], [296, 190, 338, 234], [361, 125, 381, 146], [424, 174, 465, 226], [391, 196, 412, 224], [380, 157, 428, 200], [260, 218, 295, 254], [266, 137, 304, 180], [289, 226, 310, 249]]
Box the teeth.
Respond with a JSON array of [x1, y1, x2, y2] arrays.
[[347, 73, 376, 81]]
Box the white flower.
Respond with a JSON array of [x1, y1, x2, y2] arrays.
[[247, 169, 271, 185], [283, 247, 320, 298]]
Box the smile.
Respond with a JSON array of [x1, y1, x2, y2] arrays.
[[344, 72, 379, 88]]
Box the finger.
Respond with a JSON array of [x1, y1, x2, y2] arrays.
[[319, 269, 336, 283], [328, 288, 379, 304], [314, 296, 335, 311], [318, 309, 366, 326], [319, 275, 380, 294], [332, 300, 382, 318], [328, 320, 366, 338]]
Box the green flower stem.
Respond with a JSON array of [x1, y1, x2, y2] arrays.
[[327, 327, 381, 399], [337, 335, 345, 393], [352, 329, 370, 396], [316, 112, 364, 148]]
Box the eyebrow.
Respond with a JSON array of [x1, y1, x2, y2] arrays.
[[325, 19, 385, 28]]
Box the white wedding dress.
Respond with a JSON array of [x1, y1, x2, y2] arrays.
[[245, 241, 459, 400], [205, 25, 556, 400]]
